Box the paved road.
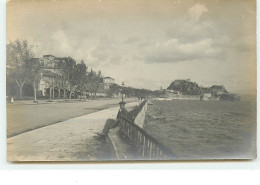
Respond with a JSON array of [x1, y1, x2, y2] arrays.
[[7, 98, 137, 137], [7, 101, 139, 161]]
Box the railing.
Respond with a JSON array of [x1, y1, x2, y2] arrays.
[[119, 114, 175, 160]]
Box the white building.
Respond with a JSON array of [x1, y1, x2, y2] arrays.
[[103, 77, 116, 90], [37, 55, 64, 96]]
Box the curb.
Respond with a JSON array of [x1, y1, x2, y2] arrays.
[[107, 130, 120, 160]]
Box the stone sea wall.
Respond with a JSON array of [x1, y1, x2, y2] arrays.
[[133, 100, 148, 128]]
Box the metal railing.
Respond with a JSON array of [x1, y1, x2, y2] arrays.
[[118, 102, 174, 159]]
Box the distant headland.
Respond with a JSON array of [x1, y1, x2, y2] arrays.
[[155, 79, 240, 101]]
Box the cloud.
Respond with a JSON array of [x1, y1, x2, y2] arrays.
[[188, 3, 208, 21], [137, 2, 250, 64], [123, 37, 140, 44], [166, 19, 217, 42], [90, 37, 127, 66], [50, 30, 72, 55], [139, 38, 223, 63], [166, 3, 214, 43]]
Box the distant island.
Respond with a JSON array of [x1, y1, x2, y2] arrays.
[[155, 79, 240, 101]]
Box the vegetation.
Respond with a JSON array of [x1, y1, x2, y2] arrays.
[[209, 85, 228, 97], [6, 39, 154, 100], [165, 80, 239, 101], [167, 80, 201, 95], [167, 80, 232, 97], [27, 58, 42, 101], [6, 40, 35, 98]]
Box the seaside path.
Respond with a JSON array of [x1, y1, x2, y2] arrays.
[[7, 98, 136, 138], [7, 101, 139, 161]]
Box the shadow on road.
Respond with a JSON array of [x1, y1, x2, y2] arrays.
[[74, 135, 117, 161]]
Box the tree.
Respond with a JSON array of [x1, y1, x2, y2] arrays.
[[53, 59, 64, 98], [27, 58, 42, 101], [55, 75, 63, 98], [74, 60, 87, 97], [85, 69, 95, 98], [6, 40, 35, 98], [85, 69, 103, 98], [59, 58, 69, 98], [106, 84, 120, 98], [60, 57, 77, 99], [42, 70, 58, 101]]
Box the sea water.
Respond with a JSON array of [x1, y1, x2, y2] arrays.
[[144, 100, 256, 159]]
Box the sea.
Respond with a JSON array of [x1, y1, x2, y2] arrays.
[[144, 99, 256, 159]]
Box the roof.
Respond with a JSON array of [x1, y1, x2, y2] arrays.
[[43, 54, 56, 58], [43, 55, 69, 61], [210, 85, 225, 88], [174, 79, 190, 82], [103, 76, 115, 80]]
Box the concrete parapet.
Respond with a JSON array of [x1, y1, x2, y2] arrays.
[[133, 100, 147, 128]]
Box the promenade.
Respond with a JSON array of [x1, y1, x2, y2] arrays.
[[7, 98, 136, 137], [7, 101, 139, 161]]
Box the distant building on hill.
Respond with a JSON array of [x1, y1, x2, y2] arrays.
[[209, 85, 228, 97], [200, 86, 210, 94]]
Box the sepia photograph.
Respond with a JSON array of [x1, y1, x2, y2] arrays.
[[6, 0, 256, 161]]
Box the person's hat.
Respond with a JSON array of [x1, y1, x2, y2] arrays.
[[119, 101, 126, 105]]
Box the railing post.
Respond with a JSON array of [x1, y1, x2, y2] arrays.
[[147, 140, 151, 158], [127, 122, 130, 137], [150, 142, 153, 159], [156, 146, 159, 159], [131, 124, 133, 140], [144, 139, 147, 158], [142, 135, 145, 158], [133, 127, 136, 143]]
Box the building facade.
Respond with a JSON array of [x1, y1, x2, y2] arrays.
[[37, 55, 64, 96], [103, 77, 116, 90]]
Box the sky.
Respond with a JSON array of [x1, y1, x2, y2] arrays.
[[7, 0, 256, 94]]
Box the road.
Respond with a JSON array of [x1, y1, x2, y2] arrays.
[[7, 98, 137, 137]]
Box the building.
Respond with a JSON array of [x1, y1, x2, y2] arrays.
[[103, 76, 116, 90], [37, 55, 65, 96]]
